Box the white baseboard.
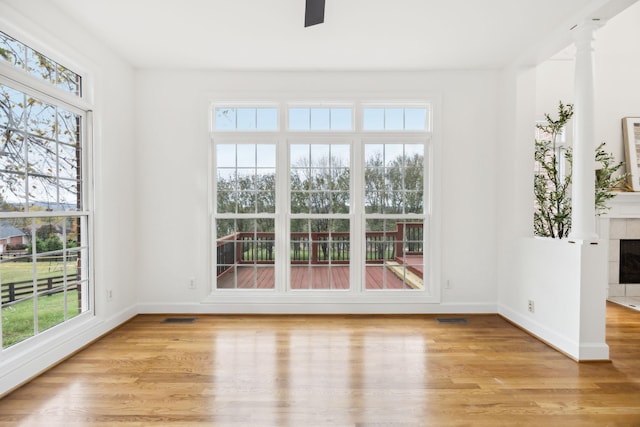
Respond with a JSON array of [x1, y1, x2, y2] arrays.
[[137, 301, 498, 314], [498, 303, 609, 361]]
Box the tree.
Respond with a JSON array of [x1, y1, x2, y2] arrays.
[[1, 33, 82, 211], [364, 148, 424, 216], [534, 101, 626, 238], [534, 102, 573, 238]]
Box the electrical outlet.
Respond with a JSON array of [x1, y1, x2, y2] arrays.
[[107, 289, 113, 301], [445, 280, 452, 289], [188, 277, 196, 289], [528, 300, 535, 313]]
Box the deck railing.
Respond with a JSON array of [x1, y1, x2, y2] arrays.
[[216, 222, 423, 276]]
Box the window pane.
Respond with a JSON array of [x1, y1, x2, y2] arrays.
[[310, 108, 330, 130], [215, 108, 236, 130], [289, 107, 353, 131], [236, 191, 256, 213], [363, 106, 429, 131], [37, 251, 67, 333], [385, 108, 404, 130], [216, 144, 236, 168], [1, 87, 83, 212], [215, 219, 275, 289], [237, 145, 256, 168], [405, 108, 427, 130], [58, 144, 79, 180], [289, 108, 309, 130], [57, 109, 80, 144], [3, 297, 35, 348], [27, 49, 55, 84], [365, 219, 424, 290], [215, 107, 277, 131], [1, 85, 26, 129], [0, 32, 26, 69], [291, 144, 350, 214], [256, 108, 278, 130], [365, 143, 424, 215], [290, 219, 350, 290], [384, 144, 403, 167], [363, 108, 384, 130], [236, 108, 256, 130], [59, 180, 80, 210], [215, 144, 275, 214], [330, 108, 352, 130], [310, 145, 330, 167], [1, 32, 81, 97], [290, 144, 308, 166], [256, 144, 276, 168], [26, 98, 56, 139], [56, 65, 82, 97]]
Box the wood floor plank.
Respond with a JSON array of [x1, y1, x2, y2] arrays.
[[0, 303, 639, 426]]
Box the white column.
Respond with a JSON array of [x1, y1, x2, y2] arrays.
[[569, 20, 601, 242]]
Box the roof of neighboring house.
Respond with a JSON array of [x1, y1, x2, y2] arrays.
[[0, 224, 27, 240]]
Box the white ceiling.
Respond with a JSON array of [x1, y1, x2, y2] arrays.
[[47, 0, 631, 70]]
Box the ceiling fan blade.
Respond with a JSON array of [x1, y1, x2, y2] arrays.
[[305, 0, 325, 27]]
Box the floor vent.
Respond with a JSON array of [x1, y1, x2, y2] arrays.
[[436, 318, 467, 324], [162, 317, 197, 324]]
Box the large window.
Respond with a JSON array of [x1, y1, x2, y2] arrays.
[[215, 143, 276, 289], [364, 143, 425, 290], [0, 32, 90, 348], [212, 102, 430, 298]]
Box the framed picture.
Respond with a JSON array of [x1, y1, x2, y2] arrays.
[[623, 117, 640, 191]]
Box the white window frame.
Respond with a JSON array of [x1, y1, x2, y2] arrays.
[[208, 96, 441, 311], [0, 26, 94, 353]]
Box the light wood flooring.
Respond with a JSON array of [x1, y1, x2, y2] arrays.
[[0, 302, 639, 426]]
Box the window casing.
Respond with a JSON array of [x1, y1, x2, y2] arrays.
[[212, 101, 432, 301], [0, 31, 91, 349]]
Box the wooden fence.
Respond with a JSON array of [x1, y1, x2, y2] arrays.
[[1, 274, 80, 305]]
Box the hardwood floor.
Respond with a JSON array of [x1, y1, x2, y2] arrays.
[[1, 303, 639, 426]]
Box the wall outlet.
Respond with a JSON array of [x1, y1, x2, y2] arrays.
[[107, 289, 113, 301], [528, 300, 535, 313], [188, 277, 196, 289], [445, 280, 452, 289]]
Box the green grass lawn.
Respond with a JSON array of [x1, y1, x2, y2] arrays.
[[2, 259, 83, 348], [1, 259, 77, 283], [2, 290, 80, 348]]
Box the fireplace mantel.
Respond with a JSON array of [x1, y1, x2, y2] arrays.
[[603, 192, 640, 218]]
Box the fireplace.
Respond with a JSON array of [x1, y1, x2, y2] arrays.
[[607, 215, 640, 298], [619, 240, 640, 283]]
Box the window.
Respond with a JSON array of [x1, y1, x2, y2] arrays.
[[0, 31, 82, 97], [215, 143, 276, 289], [290, 143, 351, 290], [364, 143, 425, 290], [214, 107, 278, 131], [362, 106, 428, 131], [0, 32, 90, 349], [288, 107, 353, 131], [212, 101, 431, 298]]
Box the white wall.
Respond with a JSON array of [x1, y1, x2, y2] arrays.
[[497, 2, 640, 360], [134, 70, 500, 311], [0, 0, 138, 395]]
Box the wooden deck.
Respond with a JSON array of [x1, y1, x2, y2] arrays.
[[217, 261, 423, 290]]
